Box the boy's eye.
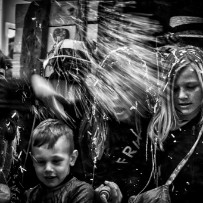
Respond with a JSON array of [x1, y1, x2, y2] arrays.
[[174, 87, 179, 92], [36, 160, 46, 165], [52, 159, 62, 165]]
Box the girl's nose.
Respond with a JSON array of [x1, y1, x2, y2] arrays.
[[178, 88, 188, 99]]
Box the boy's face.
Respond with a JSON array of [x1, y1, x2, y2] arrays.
[[32, 135, 78, 188]]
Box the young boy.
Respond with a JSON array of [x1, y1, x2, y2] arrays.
[[23, 118, 94, 203]]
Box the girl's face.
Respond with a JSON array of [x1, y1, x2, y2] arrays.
[[32, 135, 78, 188], [174, 65, 203, 121], [111, 90, 134, 122]]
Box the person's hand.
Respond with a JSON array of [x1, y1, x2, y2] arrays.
[[95, 181, 123, 203], [164, 32, 180, 45]]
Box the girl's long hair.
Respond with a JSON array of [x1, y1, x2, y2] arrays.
[[148, 45, 203, 150]]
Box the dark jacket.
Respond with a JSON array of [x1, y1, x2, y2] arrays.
[[23, 175, 94, 203], [158, 114, 203, 203], [75, 116, 153, 202]]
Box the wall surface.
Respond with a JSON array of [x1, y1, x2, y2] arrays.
[[1, 0, 29, 52], [4, 0, 25, 24]]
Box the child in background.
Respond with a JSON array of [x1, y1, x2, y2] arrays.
[[23, 118, 94, 203]]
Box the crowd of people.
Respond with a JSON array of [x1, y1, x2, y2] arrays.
[[19, 43, 203, 203], [1, 10, 203, 203]]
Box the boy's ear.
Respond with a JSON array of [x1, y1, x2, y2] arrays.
[[70, 150, 78, 166]]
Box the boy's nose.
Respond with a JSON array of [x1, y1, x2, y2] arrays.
[[45, 162, 53, 172]]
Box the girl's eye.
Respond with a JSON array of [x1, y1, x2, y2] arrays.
[[186, 85, 197, 89]]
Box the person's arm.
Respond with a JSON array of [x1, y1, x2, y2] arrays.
[[30, 74, 79, 128], [8, 159, 25, 203]]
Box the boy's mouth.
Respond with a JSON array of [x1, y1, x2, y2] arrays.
[[44, 176, 56, 180]]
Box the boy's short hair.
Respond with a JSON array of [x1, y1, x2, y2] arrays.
[[31, 118, 74, 153]]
